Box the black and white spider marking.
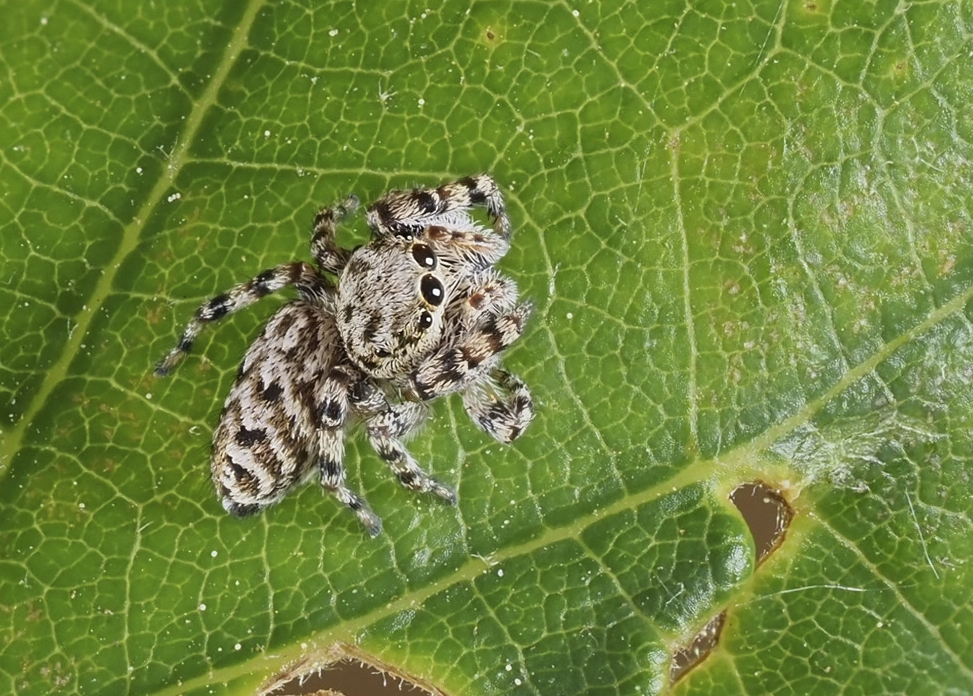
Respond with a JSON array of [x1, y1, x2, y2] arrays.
[[155, 175, 534, 536]]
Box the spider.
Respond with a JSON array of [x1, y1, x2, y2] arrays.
[[155, 175, 534, 536]]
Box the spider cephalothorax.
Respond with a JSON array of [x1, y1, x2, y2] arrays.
[[335, 237, 449, 379], [155, 175, 533, 536]]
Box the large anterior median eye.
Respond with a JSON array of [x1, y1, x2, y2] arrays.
[[411, 243, 437, 270], [420, 274, 444, 306]]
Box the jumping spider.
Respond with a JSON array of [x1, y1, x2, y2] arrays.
[[155, 175, 534, 536]]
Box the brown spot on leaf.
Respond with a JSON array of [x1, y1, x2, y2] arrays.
[[264, 644, 438, 695], [730, 481, 794, 563], [670, 611, 727, 684]]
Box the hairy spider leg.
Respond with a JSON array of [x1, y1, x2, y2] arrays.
[[317, 363, 382, 537], [154, 261, 331, 377], [363, 401, 457, 504], [462, 368, 534, 444], [366, 174, 512, 240], [310, 195, 359, 275], [422, 223, 511, 270], [447, 270, 521, 331], [409, 300, 533, 401]]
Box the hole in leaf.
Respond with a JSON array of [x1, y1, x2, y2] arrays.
[[729, 480, 793, 563], [266, 648, 439, 696], [669, 611, 726, 685], [668, 482, 794, 685]]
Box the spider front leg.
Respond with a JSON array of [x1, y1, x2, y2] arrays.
[[366, 174, 512, 240], [363, 401, 457, 505], [154, 261, 330, 376], [423, 222, 510, 270], [462, 368, 534, 444], [409, 300, 533, 402], [310, 195, 359, 275], [444, 270, 521, 335]]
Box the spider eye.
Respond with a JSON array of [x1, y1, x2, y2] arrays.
[[418, 311, 433, 329], [411, 243, 438, 270], [420, 274, 444, 307]]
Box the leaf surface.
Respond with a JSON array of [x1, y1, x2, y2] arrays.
[[2, 1, 972, 694]]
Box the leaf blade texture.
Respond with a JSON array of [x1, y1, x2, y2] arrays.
[[2, 1, 972, 694]]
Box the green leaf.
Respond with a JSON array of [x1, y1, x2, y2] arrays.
[[3, 0, 972, 694]]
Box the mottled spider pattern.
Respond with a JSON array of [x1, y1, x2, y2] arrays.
[[155, 175, 534, 536]]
